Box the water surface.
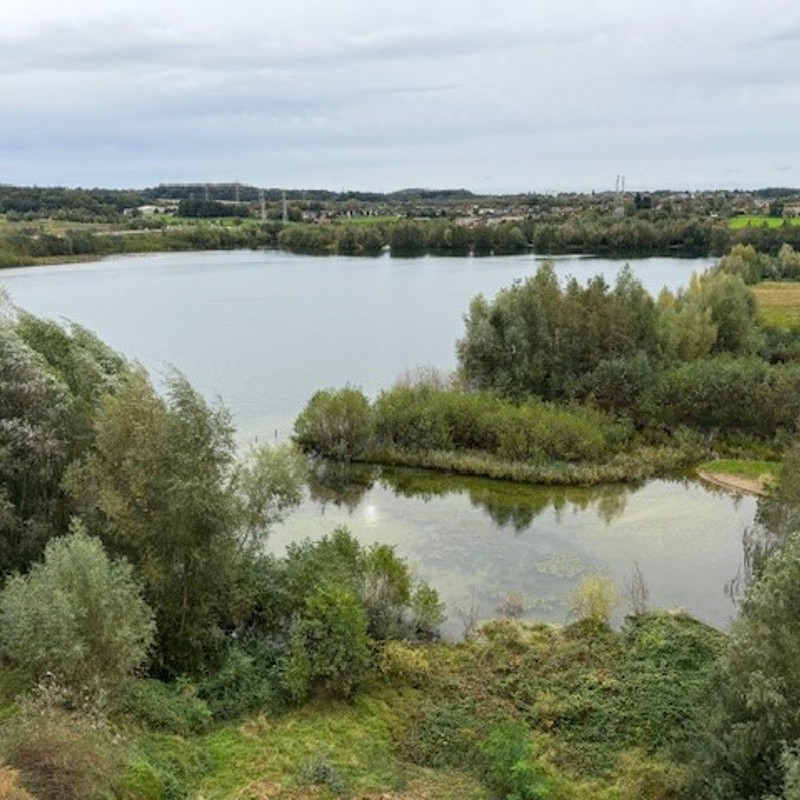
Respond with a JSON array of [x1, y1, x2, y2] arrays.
[[0, 250, 713, 441]]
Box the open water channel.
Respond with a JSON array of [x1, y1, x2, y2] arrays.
[[1, 249, 752, 633]]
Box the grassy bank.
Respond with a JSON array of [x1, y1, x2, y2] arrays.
[[361, 445, 700, 486], [0, 612, 717, 799], [155, 613, 723, 799]]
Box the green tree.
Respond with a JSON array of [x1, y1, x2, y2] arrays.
[[696, 530, 800, 799], [0, 522, 155, 692], [281, 582, 371, 702], [68, 370, 304, 676], [293, 386, 373, 460]]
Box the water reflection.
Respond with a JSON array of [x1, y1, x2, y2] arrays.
[[308, 462, 640, 531], [275, 463, 756, 635]]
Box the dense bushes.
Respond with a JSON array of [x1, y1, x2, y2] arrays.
[[293, 386, 374, 459], [0, 524, 155, 693], [295, 385, 634, 466]]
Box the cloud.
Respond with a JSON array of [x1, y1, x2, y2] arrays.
[[0, 0, 798, 190]]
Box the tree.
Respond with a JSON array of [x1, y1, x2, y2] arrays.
[[0, 326, 71, 575], [67, 369, 304, 676], [696, 530, 800, 799], [0, 522, 155, 692]]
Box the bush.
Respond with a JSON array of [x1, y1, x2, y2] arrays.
[[198, 643, 279, 720], [481, 722, 555, 800], [0, 522, 155, 692], [569, 576, 618, 626], [122, 679, 212, 735], [293, 387, 373, 459], [281, 583, 372, 702]]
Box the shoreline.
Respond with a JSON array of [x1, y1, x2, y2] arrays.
[[696, 469, 767, 496]]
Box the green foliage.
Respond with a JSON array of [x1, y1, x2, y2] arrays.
[[255, 526, 444, 648], [67, 370, 305, 678], [281, 582, 372, 702], [197, 642, 279, 720], [694, 530, 800, 799], [643, 357, 800, 437], [66, 369, 239, 676], [481, 722, 554, 800], [0, 522, 155, 692], [568, 576, 618, 626], [293, 386, 374, 460], [457, 263, 661, 400], [232, 443, 307, 553], [122, 679, 212, 735]]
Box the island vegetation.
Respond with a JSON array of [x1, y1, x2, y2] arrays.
[[294, 245, 800, 488]]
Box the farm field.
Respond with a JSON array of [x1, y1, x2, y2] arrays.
[[729, 215, 800, 230], [754, 281, 800, 328]]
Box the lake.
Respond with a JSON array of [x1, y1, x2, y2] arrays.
[[1, 249, 746, 632]]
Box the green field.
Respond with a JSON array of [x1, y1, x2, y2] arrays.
[[729, 215, 800, 230], [696, 459, 781, 481], [754, 281, 800, 329]]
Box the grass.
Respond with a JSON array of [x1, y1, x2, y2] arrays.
[[192, 691, 487, 799], [754, 282, 800, 329], [696, 459, 781, 481], [361, 444, 702, 486], [728, 215, 800, 230]]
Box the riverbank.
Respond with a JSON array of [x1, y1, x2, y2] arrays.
[[695, 459, 780, 496], [359, 444, 700, 487]]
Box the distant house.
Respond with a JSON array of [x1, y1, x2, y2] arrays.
[[123, 204, 175, 217]]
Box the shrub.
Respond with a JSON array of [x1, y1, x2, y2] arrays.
[[293, 387, 373, 459], [378, 641, 431, 686], [0, 522, 155, 693], [481, 722, 555, 800], [198, 643, 279, 720], [122, 679, 212, 735], [281, 583, 372, 702], [569, 576, 618, 626]]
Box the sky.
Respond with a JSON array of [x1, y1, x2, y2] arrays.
[[2, 1, 799, 193]]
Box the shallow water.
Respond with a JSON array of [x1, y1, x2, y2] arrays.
[[272, 466, 755, 635]]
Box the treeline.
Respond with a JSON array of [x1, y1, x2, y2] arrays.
[[530, 214, 800, 257], [0, 223, 285, 268], [177, 198, 253, 218], [276, 219, 528, 256]]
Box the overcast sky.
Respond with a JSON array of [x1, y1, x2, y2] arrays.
[[2, 1, 798, 193]]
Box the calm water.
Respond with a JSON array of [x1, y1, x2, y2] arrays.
[[0, 250, 713, 441], [1, 249, 746, 630]]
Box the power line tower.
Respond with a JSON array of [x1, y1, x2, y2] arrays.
[[259, 190, 266, 221], [282, 190, 289, 224]]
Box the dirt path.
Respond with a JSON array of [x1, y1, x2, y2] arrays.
[[696, 470, 766, 496]]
